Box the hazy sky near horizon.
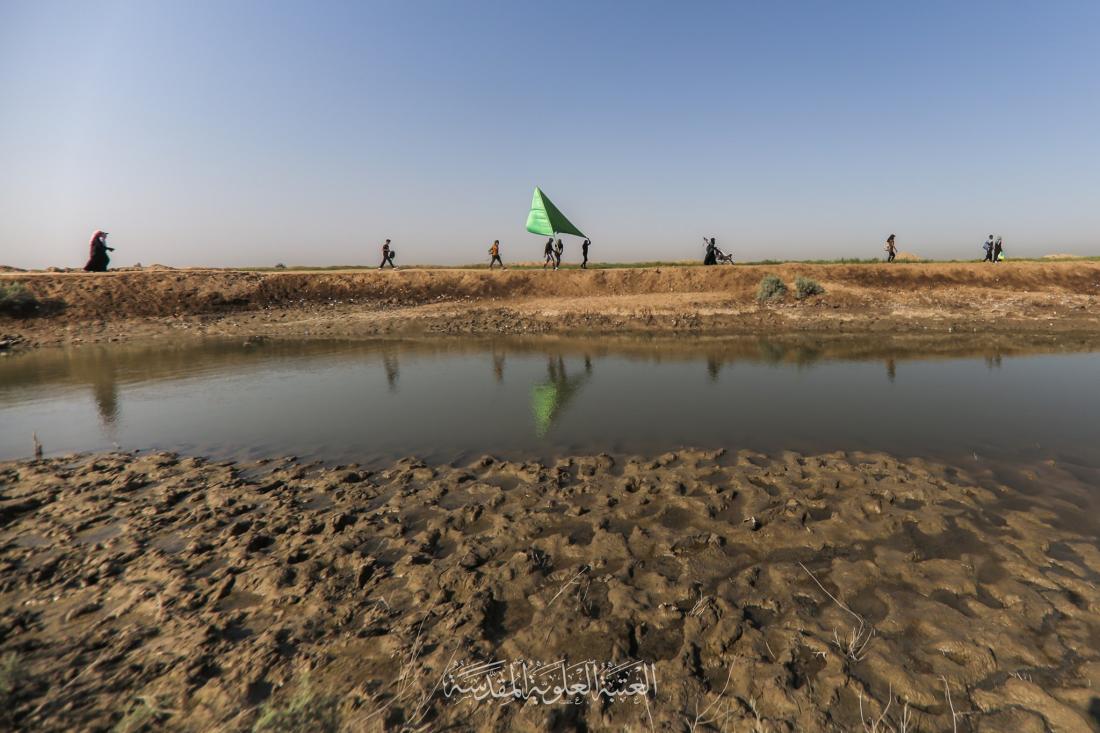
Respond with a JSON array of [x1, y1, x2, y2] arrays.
[[2, 1, 1099, 268]]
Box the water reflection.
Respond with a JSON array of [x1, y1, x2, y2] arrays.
[[707, 356, 720, 382], [531, 355, 593, 437], [1, 334, 1097, 465], [382, 351, 400, 392], [92, 369, 120, 427]]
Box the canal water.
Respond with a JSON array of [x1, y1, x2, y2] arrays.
[[2, 337, 1098, 470]]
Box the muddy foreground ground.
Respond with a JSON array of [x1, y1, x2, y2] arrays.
[[3, 262, 1099, 350], [2, 447, 1099, 731]]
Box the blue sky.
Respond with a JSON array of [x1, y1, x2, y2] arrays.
[[2, 1, 1098, 267]]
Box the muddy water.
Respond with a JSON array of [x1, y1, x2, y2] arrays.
[[1, 336, 1098, 469]]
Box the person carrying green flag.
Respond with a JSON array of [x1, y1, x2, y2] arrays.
[[526, 187, 587, 270]]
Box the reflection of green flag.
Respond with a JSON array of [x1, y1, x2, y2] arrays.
[[526, 187, 586, 238], [531, 383, 558, 437]]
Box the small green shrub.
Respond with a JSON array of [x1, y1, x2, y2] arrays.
[[113, 696, 176, 733], [0, 283, 39, 317], [253, 679, 341, 733], [0, 651, 19, 694], [0, 652, 21, 726], [756, 275, 787, 303], [794, 276, 825, 299], [113, 702, 154, 733]]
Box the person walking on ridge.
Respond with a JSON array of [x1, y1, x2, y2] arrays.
[[554, 238, 564, 269], [703, 237, 717, 266], [543, 237, 555, 269], [581, 239, 591, 269], [982, 235, 994, 263], [885, 234, 897, 263], [993, 236, 1004, 263], [488, 240, 505, 269], [83, 230, 114, 272], [379, 239, 396, 269]]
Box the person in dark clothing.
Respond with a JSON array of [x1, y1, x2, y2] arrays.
[[488, 240, 505, 269], [543, 238, 555, 269], [993, 236, 1003, 263], [581, 239, 591, 268], [885, 234, 897, 262], [379, 239, 396, 269], [554, 239, 564, 269], [83, 230, 114, 272], [982, 235, 994, 262], [703, 237, 717, 266]]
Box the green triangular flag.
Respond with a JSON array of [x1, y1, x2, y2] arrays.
[[526, 187, 586, 239]]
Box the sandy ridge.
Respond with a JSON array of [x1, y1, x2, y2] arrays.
[[2, 262, 1099, 350]]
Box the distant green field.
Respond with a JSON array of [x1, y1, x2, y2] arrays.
[[238, 255, 1099, 272]]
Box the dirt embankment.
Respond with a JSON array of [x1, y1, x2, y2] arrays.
[[2, 262, 1099, 348], [1, 449, 1098, 731]]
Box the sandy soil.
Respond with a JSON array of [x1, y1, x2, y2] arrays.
[[2, 262, 1099, 350], [2, 448, 1099, 731]]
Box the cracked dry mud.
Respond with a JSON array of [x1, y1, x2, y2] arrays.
[[1, 449, 1099, 731]]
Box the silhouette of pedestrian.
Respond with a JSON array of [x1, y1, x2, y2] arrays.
[[83, 230, 114, 272], [379, 239, 396, 269], [703, 237, 717, 266], [489, 240, 505, 269]]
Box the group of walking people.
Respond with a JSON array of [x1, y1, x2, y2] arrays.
[[541, 237, 592, 269], [77, 229, 1016, 272], [982, 235, 1006, 263], [884, 234, 1006, 263], [375, 237, 593, 271]]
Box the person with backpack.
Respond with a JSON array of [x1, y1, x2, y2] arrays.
[[993, 236, 1004, 263], [581, 239, 591, 269], [379, 239, 396, 269], [885, 234, 897, 262], [488, 240, 505, 269], [554, 238, 564, 269], [982, 235, 994, 262], [543, 237, 555, 269]]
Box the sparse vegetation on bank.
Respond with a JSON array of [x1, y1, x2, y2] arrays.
[[794, 275, 825, 299], [0, 282, 38, 317], [2, 261, 1098, 349], [756, 274, 787, 302]]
